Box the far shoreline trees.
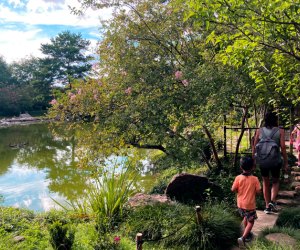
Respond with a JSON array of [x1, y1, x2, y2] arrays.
[[0, 31, 93, 116]]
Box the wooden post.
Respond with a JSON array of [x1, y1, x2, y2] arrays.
[[195, 206, 201, 225], [136, 233, 143, 250], [224, 114, 227, 159]]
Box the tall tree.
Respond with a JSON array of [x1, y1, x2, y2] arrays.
[[179, 0, 300, 106], [50, 0, 258, 168], [40, 31, 93, 88]]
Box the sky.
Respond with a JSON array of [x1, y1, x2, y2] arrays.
[[0, 0, 112, 63]]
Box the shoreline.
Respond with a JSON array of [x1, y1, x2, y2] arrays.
[[0, 114, 51, 128]]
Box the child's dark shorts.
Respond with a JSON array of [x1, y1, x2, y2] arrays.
[[238, 208, 258, 222]]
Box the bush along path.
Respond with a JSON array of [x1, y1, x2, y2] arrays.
[[233, 165, 300, 250]]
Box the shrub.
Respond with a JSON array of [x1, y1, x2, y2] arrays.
[[54, 160, 139, 233], [276, 207, 300, 229], [49, 221, 74, 250], [122, 201, 240, 250]]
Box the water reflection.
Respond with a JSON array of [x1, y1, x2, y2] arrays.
[[0, 124, 90, 211]]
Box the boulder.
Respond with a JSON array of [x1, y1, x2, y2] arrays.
[[128, 193, 174, 208], [165, 173, 221, 203]]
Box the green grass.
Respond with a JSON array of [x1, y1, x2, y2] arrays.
[[248, 226, 300, 250], [0, 206, 136, 249]]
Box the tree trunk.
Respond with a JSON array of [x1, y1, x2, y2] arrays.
[[203, 125, 222, 168], [233, 107, 248, 168], [290, 105, 295, 154]]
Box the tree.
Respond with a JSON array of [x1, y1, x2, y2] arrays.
[[179, 0, 300, 106], [50, 0, 259, 169], [10, 57, 53, 110], [40, 31, 93, 88], [0, 56, 36, 116], [0, 56, 12, 86]]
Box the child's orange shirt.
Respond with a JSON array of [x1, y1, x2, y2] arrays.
[[231, 174, 261, 210]]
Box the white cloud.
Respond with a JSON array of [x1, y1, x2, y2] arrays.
[[8, 0, 24, 7], [0, 0, 111, 62], [0, 29, 48, 62], [0, 0, 111, 27]]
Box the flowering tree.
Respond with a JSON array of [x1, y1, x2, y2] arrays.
[[50, 0, 258, 168]]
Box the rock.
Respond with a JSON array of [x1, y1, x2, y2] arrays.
[[277, 190, 296, 199], [128, 193, 174, 208], [291, 181, 300, 188], [291, 171, 300, 176], [165, 173, 221, 203], [13, 236, 25, 242], [265, 233, 297, 248], [19, 113, 32, 118], [295, 186, 300, 194], [276, 198, 296, 206]]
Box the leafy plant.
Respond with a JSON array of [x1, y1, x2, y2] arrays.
[[49, 221, 74, 250], [54, 160, 139, 232], [276, 207, 300, 229], [122, 201, 240, 250]]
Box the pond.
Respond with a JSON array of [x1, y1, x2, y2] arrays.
[[0, 123, 154, 212]]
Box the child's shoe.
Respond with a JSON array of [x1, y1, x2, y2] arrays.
[[244, 232, 253, 242], [237, 237, 246, 249]]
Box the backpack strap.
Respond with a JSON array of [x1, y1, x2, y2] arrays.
[[260, 127, 266, 138], [269, 127, 280, 139], [260, 127, 279, 139]]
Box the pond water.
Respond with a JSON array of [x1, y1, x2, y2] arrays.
[[0, 123, 153, 212]]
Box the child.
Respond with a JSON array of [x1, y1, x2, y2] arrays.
[[231, 156, 261, 248]]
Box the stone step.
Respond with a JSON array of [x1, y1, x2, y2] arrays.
[[277, 190, 296, 199], [291, 166, 300, 172], [291, 181, 300, 188], [276, 198, 297, 206], [252, 210, 278, 236], [291, 171, 300, 176], [295, 176, 300, 181]]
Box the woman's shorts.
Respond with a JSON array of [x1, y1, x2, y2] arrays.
[[260, 166, 281, 178], [238, 208, 258, 222]]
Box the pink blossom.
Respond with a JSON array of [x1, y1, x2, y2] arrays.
[[50, 99, 57, 105], [68, 92, 73, 97], [175, 70, 183, 80], [166, 10, 172, 16], [77, 89, 82, 95], [114, 236, 121, 244], [94, 94, 98, 100], [70, 94, 76, 101], [125, 87, 132, 94], [182, 79, 189, 87]]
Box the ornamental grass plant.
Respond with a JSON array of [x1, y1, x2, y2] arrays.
[[122, 201, 240, 250], [54, 160, 139, 229], [275, 207, 300, 229]]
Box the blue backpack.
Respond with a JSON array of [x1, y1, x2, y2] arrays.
[[255, 128, 282, 168]]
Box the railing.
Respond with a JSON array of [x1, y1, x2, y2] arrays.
[[223, 126, 291, 157]]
